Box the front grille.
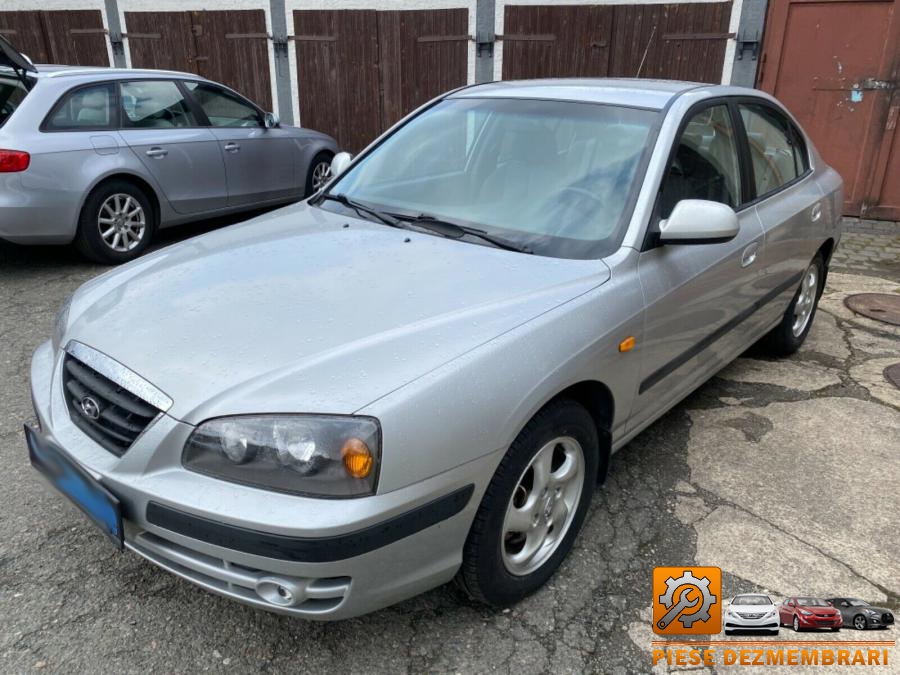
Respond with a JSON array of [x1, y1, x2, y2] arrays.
[[63, 353, 161, 455], [815, 618, 837, 625], [884, 613, 894, 624], [737, 612, 764, 619]]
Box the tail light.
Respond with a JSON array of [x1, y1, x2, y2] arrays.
[[0, 150, 30, 173]]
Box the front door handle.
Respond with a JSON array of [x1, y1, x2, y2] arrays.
[[145, 147, 168, 158], [224, 142, 240, 153], [741, 242, 760, 268]]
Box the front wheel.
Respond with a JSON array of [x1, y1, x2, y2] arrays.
[[761, 253, 824, 356], [793, 615, 802, 632], [75, 181, 155, 264], [456, 399, 600, 607], [305, 151, 334, 196], [854, 615, 868, 630]]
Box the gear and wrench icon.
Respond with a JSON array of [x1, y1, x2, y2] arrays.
[[657, 570, 717, 629]]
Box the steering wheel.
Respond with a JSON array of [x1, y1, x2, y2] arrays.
[[550, 186, 608, 238]]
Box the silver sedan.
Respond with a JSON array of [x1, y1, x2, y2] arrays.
[[28, 78, 841, 620], [0, 36, 336, 263]]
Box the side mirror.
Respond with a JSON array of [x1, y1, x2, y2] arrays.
[[264, 112, 280, 129], [330, 151, 353, 178], [658, 199, 739, 245]]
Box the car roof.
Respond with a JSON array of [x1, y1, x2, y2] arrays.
[[450, 78, 729, 110], [2, 64, 207, 82]]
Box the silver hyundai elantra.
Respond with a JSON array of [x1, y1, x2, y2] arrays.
[[28, 78, 842, 620]]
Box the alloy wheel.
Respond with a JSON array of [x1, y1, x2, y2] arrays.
[[501, 436, 584, 576], [791, 264, 818, 336], [311, 161, 332, 191], [98, 193, 146, 252], [855, 615, 867, 630], [793, 616, 800, 632]]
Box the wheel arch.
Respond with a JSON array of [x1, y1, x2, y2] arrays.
[[79, 172, 162, 229], [540, 380, 614, 484]]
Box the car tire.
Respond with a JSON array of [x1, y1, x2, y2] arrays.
[[761, 253, 825, 356], [305, 151, 334, 196], [854, 615, 868, 630], [793, 616, 802, 632], [771, 629, 780, 635], [75, 180, 155, 265], [725, 629, 734, 636], [831, 627, 840, 632], [456, 398, 600, 607]]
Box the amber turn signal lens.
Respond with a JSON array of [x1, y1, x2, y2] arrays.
[[341, 437, 374, 478], [618, 336, 636, 353]]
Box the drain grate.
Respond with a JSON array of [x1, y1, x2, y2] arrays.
[[844, 293, 900, 326], [886, 363, 900, 391]]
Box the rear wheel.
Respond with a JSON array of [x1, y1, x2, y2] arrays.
[[305, 151, 334, 196], [75, 180, 155, 264], [761, 253, 824, 356], [456, 399, 600, 606]]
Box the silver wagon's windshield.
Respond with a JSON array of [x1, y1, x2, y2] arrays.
[[324, 97, 658, 259]]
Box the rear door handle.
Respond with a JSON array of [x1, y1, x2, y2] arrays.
[[741, 242, 760, 268], [811, 203, 822, 222], [224, 142, 240, 153], [145, 147, 168, 158]]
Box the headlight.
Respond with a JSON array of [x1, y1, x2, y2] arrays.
[[51, 294, 73, 352], [183, 415, 381, 497], [865, 609, 879, 616], [800, 609, 813, 616], [765, 609, 776, 618]]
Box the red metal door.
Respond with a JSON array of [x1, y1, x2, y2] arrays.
[[758, 0, 900, 219]]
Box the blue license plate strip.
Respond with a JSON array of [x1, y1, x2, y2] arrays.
[[25, 424, 124, 549]]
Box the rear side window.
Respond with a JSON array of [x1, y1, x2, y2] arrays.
[[659, 104, 742, 219], [0, 76, 31, 127], [45, 83, 114, 131], [739, 103, 806, 197], [120, 80, 197, 128], [183, 82, 262, 128]]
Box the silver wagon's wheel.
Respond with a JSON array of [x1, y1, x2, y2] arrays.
[[310, 160, 332, 192], [791, 262, 818, 337], [501, 436, 585, 576], [98, 193, 146, 252]]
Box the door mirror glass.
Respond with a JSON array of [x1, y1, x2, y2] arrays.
[[658, 199, 739, 245], [264, 111, 279, 129], [330, 151, 353, 178]]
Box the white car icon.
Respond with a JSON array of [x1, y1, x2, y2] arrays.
[[724, 594, 780, 635]]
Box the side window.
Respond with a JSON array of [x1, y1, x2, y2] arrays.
[[739, 103, 802, 198], [184, 82, 262, 128], [45, 84, 114, 130], [659, 104, 742, 219], [119, 81, 197, 129]]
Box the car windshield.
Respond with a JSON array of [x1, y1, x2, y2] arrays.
[[0, 74, 31, 127], [324, 97, 658, 259], [796, 598, 829, 607], [733, 595, 771, 605], [848, 600, 870, 607]]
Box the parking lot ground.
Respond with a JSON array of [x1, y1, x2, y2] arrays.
[[1, 219, 898, 674]]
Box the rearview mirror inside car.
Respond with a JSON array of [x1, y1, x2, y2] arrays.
[[658, 199, 740, 245], [331, 151, 353, 178]]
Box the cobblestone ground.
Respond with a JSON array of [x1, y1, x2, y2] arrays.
[[831, 218, 900, 277], [0, 217, 897, 674]]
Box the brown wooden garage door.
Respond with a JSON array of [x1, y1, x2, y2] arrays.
[[759, 0, 900, 219], [124, 10, 272, 111], [0, 10, 109, 66], [294, 9, 469, 153], [502, 3, 732, 83]]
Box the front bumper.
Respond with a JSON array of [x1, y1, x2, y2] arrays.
[[29, 340, 499, 619], [796, 613, 843, 629], [724, 612, 780, 631]]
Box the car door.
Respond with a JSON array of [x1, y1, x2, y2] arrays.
[[182, 81, 297, 207], [117, 80, 227, 214], [628, 101, 767, 433], [736, 100, 826, 326]]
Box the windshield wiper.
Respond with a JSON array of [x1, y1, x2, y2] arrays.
[[393, 213, 532, 254], [317, 193, 407, 229]]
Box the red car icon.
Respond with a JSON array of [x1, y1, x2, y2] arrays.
[[779, 597, 843, 631]]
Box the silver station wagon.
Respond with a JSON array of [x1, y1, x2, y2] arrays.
[[28, 78, 841, 619], [0, 36, 336, 263]]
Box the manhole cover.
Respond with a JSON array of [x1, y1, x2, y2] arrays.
[[886, 363, 900, 391], [844, 293, 900, 326]]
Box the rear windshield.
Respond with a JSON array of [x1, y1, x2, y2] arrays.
[[0, 75, 31, 127]]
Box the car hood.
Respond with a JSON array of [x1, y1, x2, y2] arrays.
[[730, 604, 776, 613], [64, 202, 609, 423], [801, 607, 839, 615]]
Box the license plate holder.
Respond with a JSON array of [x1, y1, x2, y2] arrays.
[[25, 424, 124, 550]]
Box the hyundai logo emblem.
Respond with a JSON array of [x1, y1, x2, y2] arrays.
[[79, 396, 100, 420]]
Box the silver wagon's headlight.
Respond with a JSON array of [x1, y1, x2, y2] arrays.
[[183, 415, 381, 497]]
